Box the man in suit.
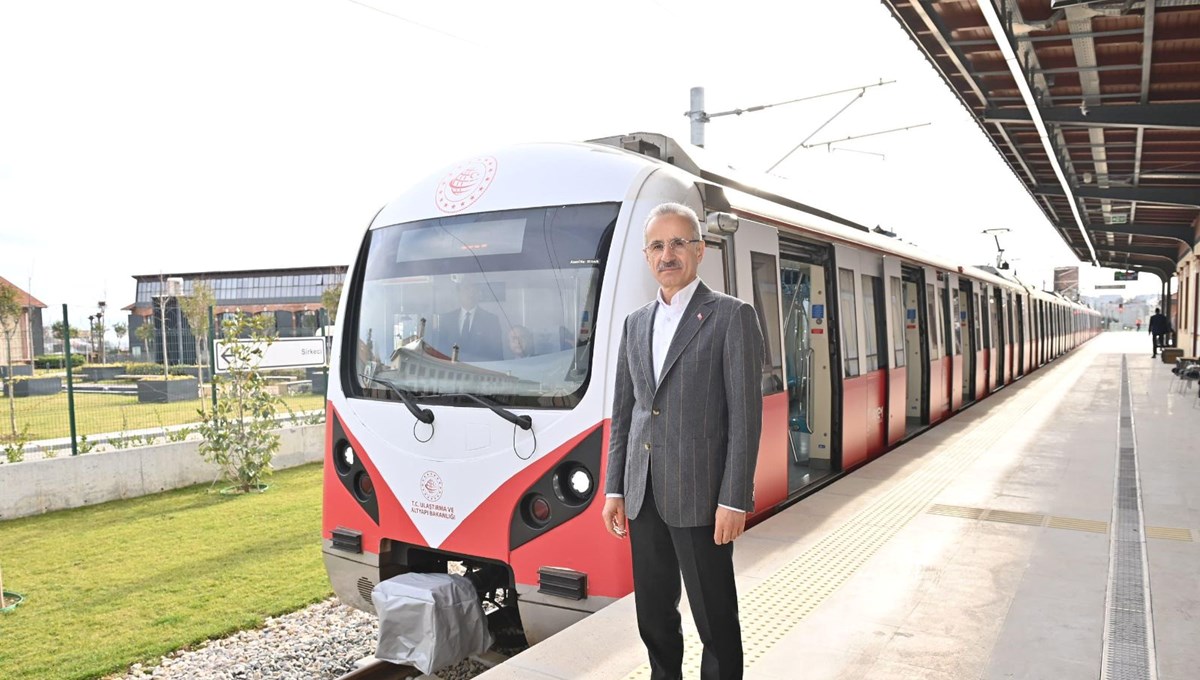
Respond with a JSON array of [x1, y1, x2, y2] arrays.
[[602, 202, 764, 680], [1149, 307, 1170, 357], [433, 282, 502, 362]]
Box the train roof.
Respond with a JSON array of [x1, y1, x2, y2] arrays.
[[591, 132, 1092, 311]]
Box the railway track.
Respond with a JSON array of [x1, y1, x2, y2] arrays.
[[333, 650, 512, 680]]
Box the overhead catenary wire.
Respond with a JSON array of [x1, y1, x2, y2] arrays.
[[689, 79, 897, 121]]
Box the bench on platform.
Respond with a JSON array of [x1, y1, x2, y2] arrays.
[[1173, 357, 1200, 395]]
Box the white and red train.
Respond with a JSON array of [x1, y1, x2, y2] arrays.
[[322, 132, 1100, 643]]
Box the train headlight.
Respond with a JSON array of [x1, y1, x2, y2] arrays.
[[334, 441, 355, 476], [568, 467, 592, 497], [521, 493, 553, 528], [553, 464, 594, 506], [353, 471, 375, 501]]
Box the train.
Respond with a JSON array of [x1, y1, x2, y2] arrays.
[[321, 132, 1101, 645]]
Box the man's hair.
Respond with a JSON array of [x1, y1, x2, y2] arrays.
[[1155, 307, 1162, 314], [644, 203, 702, 242]]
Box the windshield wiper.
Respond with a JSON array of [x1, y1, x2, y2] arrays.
[[361, 375, 434, 425], [452, 392, 532, 431]]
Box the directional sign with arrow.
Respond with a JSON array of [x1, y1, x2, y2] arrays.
[[214, 336, 328, 373]]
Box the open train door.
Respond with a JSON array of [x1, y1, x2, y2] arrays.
[[729, 219, 788, 513], [778, 239, 835, 496], [882, 256, 906, 446]]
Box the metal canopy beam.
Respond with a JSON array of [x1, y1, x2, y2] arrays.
[[1035, 184, 1200, 207], [1094, 247, 1180, 268], [983, 103, 1200, 131], [1084, 222, 1195, 247]]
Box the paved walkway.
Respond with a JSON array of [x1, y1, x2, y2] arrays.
[[478, 332, 1200, 680]]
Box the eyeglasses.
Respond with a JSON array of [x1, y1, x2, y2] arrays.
[[643, 238, 702, 255]]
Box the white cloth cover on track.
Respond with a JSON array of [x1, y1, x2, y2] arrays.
[[371, 572, 493, 674]]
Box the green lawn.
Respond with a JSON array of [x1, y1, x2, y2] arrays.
[[2, 392, 326, 442], [0, 463, 332, 680]]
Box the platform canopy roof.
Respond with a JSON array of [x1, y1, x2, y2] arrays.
[[879, 0, 1200, 281]]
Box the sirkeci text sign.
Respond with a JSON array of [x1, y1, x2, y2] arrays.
[[214, 337, 328, 373]]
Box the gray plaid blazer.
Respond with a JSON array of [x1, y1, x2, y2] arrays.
[[605, 280, 765, 527]]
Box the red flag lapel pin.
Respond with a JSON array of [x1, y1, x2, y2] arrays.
[[697, 312, 704, 321]]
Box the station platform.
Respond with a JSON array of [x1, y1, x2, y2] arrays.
[[479, 332, 1200, 680]]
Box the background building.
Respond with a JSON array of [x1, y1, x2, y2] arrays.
[[0, 275, 47, 367], [124, 266, 346, 366]]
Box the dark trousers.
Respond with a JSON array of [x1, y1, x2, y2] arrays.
[[629, 476, 743, 680], [1153, 333, 1165, 356]]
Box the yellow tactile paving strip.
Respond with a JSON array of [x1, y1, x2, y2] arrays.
[[928, 503, 1194, 540], [624, 350, 1097, 679], [1144, 526, 1194, 542]]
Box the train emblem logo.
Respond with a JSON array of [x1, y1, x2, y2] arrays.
[[435, 156, 497, 214], [420, 471, 444, 502]]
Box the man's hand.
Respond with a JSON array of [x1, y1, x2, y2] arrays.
[[714, 507, 746, 545], [602, 497, 627, 539]]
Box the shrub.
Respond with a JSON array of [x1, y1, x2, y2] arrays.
[[3, 426, 30, 463], [123, 363, 194, 377], [35, 354, 85, 369], [197, 313, 282, 493]]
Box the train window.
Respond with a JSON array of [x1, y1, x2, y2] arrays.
[[975, 292, 985, 348], [944, 285, 961, 356], [750, 252, 785, 394], [890, 276, 905, 367], [926, 284, 942, 358], [699, 243, 728, 294], [351, 203, 618, 409], [861, 274, 883, 372], [839, 268, 860, 377]]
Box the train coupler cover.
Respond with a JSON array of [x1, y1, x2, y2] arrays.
[[371, 573, 494, 674]]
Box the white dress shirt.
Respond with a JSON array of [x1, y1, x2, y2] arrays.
[[652, 276, 702, 384]]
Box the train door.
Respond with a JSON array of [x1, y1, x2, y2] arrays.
[[731, 220, 788, 512], [945, 273, 963, 412], [780, 241, 834, 495], [902, 266, 930, 434], [980, 285, 993, 393], [883, 258, 907, 446], [833, 245, 887, 467], [937, 272, 956, 416], [959, 283, 975, 405], [1015, 295, 1026, 377], [1004, 291, 1015, 383]]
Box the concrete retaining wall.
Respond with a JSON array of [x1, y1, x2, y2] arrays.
[[0, 424, 324, 520]]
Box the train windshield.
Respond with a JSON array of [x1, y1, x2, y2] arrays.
[[350, 203, 618, 409]]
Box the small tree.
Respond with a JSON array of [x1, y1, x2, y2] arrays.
[[134, 321, 155, 360], [178, 281, 215, 390], [51, 320, 78, 345], [321, 283, 342, 327], [90, 318, 105, 363], [197, 312, 283, 493], [113, 322, 127, 352], [0, 285, 23, 439]]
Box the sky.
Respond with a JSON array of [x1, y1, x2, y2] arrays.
[[0, 0, 1164, 339]]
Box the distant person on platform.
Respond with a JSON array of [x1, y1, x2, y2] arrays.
[[433, 283, 502, 362], [1148, 308, 1170, 358]]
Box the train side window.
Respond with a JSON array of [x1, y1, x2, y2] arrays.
[[750, 252, 784, 394], [890, 276, 905, 368], [699, 243, 728, 294], [926, 283, 942, 358], [839, 268, 860, 377], [974, 292, 984, 347], [861, 274, 883, 373]]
